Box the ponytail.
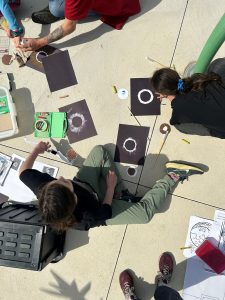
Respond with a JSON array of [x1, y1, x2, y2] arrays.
[[152, 68, 222, 95]]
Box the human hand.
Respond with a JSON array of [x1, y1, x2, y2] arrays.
[[17, 38, 43, 52], [33, 141, 51, 155], [13, 36, 21, 48], [106, 170, 117, 191]]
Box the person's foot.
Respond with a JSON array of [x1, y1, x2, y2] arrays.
[[165, 161, 204, 183], [119, 270, 139, 300], [155, 252, 174, 287], [32, 6, 61, 24]]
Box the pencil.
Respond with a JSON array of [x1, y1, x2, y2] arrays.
[[182, 139, 190, 144], [180, 246, 192, 250]]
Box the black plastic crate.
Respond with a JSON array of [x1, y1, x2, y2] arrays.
[[0, 203, 65, 271]]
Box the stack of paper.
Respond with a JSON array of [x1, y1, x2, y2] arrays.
[[0, 152, 12, 185]]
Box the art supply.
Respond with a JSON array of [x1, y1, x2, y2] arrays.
[[42, 50, 78, 92], [0, 153, 12, 186], [182, 138, 190, 144], [127, 166, 138, 177], [59, 100, 97, 144], [48, 149, 70, 164], [180, 246, 192, 250], [159, 123, 171, 134], [130, 78, 160, 116], [2, 54, 13, 65], [36, 51, 48, 63], [34, 112, 68, 138], [35, 119, 48, 132], [145, 56, 166, 68], [26, 45, 61, 74], [112, 85, 117, 93], [154, 125, 171, 165], [114, 124, 150, 165], [118, 88, 128, 100]]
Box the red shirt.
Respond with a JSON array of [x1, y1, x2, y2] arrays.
[[65, 0, 141, 30]]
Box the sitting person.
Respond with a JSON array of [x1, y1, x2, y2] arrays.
[[151, 67, 225, 139], [0, 0, 23, 45], [19, 141, 204, 231], [18, 0, 141, 51], [120, 252, 183, 300]]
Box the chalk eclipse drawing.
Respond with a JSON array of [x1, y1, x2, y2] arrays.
[[122, 137, 137, 154], [130, 78, 160, 116], [26, 45, 61, 73], [68, 112, 87, 134], [59, 100, 97, 144], [114, 124, 150, 165]]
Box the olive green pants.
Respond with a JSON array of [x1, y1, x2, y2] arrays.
[[76, 145, 176, 225]]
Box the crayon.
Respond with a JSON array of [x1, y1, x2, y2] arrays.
[[112, 85, 117, 94]]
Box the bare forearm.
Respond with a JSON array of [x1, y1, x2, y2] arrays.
[[40, 20, 77, 47], [19, 150, 38, 175], [103, 188, 114, 206]]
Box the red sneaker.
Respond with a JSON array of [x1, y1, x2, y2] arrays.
[[119, 270, 138, 300], [155, 252, 174, 286]]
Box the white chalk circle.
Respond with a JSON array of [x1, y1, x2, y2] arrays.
[[118, 88, 129, 100], [137, 89, 153, 104], [127, 166, 138, 177], [122, 137, 137, 153], [68, 113, 86, 133], [36, 51, 48, 63]]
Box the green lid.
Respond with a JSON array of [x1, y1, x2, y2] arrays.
[[0, 96, 10, 115]]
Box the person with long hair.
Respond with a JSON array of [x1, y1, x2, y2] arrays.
[[151, 67, 225, 138], [19, 141, 204, 231]]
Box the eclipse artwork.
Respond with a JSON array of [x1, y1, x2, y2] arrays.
[[130, 78, 160, 116], [59, 100, 97, 144], [114, 124, 150, 165], [26, 45, 61, 73]]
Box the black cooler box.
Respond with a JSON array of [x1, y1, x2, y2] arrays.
[[0, 203, 65, 271]]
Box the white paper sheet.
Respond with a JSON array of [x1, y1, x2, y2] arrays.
[[183, 216, 214, 258], [0, 154, 58, 203], [183, 256, 225, 300], [0, 152, 12, 185]]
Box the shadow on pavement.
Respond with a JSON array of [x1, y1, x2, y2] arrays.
[[40, 270, 91, 300]]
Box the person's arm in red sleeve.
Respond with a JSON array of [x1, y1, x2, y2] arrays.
[[17, 19, 77, 51], [18, 0, 92, 52]]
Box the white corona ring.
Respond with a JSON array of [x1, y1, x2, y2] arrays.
[[137, 89, 153, 104], [122, 137, 137, 153], [36, 51, 48, 63], [69, 113, 86, 133]]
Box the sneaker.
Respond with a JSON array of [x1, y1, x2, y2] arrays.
[[165, 161, 204, 183], [155, 252, 174, 287], [119, 270, 138, 300], [32, 6, 61, 24], [120, 189, 142, 203]]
